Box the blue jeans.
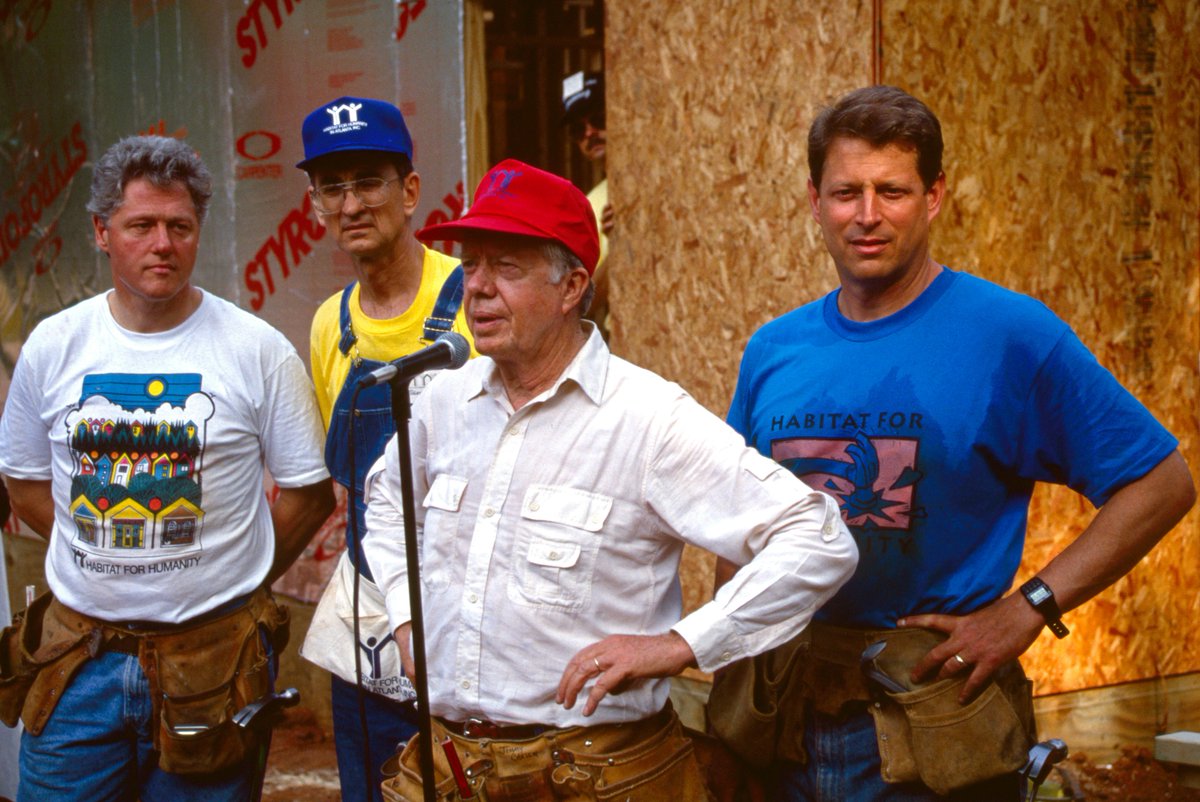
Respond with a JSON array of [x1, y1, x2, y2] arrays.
[[331, 673, 420, 802], [778, 706, 1019, 801], [18, 650, 257, 802]]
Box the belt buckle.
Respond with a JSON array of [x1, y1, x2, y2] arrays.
[[105, 631, 140, 656], [463, 718, 490, 738]]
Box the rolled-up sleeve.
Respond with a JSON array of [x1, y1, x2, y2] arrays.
[[646, 394, 859, 673]]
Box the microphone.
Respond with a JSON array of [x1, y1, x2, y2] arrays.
[[357, 332, 471, 388]]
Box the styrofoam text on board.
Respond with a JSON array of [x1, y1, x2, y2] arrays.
[[395, 0, 426, 41], [0, 120, 86, 271], [244, 191, 325, 311], [419, 181, 465, 255], [1, 0, 53, 43], [236, 0, 301, 69]]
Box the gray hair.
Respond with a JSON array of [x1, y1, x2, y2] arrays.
[[87, 136, 213, 225], [541, 240, 595, 316]]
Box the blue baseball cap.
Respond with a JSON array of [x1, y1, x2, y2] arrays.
[[296, 96, 413, 170]]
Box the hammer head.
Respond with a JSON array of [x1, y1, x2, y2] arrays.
[[861, 640, 909, 694], [233, 687, 300, 732], [1022, 738, 1069, 786]]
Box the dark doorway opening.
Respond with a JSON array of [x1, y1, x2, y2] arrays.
[[482, 0, 605, 193]]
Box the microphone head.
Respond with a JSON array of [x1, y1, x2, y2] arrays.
[[436, 332, 471, 369]]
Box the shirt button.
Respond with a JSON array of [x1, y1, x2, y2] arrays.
[[548, 551, 560, 560], [529, 502, 540, 512], [461, 680, 470, 689], [721, 651, 732, 662], [484, 508, 495, 517], [823, 524, 833, 535], [509, 428, 520, 436], [468, 594, 478, 603]]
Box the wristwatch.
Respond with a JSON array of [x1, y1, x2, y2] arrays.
[[1020, 577, 1069, 639]]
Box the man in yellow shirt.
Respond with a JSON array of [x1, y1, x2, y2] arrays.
[[294, 95, 471, 802]]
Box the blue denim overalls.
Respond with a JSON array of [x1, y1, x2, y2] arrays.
[[324, 268, 464, 580]]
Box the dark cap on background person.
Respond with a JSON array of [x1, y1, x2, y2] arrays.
[[417, 159, 600, 276], [296, 96, 414, 170], [561, 71, 604, 123]]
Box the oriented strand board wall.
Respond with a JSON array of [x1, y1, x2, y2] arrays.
[[607, 1, 875, 629], [881, 0, 1198, 694], [608, 0, 1198, 694]]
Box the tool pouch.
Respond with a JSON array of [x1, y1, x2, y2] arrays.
[[382, 711, 712, 801], [867, 656, 1035, 794], [0, 593, 94, 734], [706, 628, 810, 768], [553, 715, 710, 801], [152, 591, 289, 775], [381, 732, 473, 802], [0, 592, 49, 727]]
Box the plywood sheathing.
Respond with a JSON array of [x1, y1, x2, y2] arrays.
[[883, 0, 1198, 694], [607, 0, 1197, 694], [606, 1, 875, 627]]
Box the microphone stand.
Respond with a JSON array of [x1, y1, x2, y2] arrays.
[[388, 376, 436, 802]]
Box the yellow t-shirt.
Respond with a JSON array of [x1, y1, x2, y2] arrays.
[[587, 177, 609, 271], [309, 246, 472, 428]]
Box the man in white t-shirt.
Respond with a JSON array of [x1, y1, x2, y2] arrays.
[[0, 135, 334, 801]]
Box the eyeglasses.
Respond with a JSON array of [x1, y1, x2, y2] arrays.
[[309, 176, 400, 215]]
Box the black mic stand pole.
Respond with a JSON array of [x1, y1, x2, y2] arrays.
[[388, 376, 437, 802]]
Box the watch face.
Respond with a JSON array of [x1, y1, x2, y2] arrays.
[[1028, 586, 1052, 605]]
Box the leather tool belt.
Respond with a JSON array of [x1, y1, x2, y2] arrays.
[[0, 588, 289, 775], [381, 704, 714, 801], [707, 623, 1036, 793]]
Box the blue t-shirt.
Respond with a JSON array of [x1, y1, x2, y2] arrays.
[[727, 269, 1177, 626]]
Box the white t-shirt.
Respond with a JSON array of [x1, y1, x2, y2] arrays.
[[0, 290, 329, 623]]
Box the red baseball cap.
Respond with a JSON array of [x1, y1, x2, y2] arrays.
[[417, 159, 600, 276]]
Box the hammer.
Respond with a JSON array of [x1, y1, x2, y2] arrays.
[[233, 686, 300, 733], [234, 687, 300, 802]]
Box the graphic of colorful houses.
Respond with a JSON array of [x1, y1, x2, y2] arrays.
[[69, 416, 204, 551], [66, 374, 212, 553], [74, 427, 197, 486], [70, 493, 204, 550]]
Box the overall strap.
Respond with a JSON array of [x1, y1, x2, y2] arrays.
[[337, 280, 358, 356], [422, 264, 465, 341]]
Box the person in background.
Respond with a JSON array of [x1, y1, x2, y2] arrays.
[[562, 71, 614, 337], [294, 95, 472, 802]]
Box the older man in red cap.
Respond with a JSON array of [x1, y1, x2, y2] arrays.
[[361, 160, 859, 801]]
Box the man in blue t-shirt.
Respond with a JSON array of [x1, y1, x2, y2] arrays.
[[717, 86, 1194, 801]]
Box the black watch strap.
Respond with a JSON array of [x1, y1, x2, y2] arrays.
[[1020, 577, 1069, 639]]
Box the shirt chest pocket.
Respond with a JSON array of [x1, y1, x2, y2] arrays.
[[507, 484, 613, 611], [421, 474, 468, 591]]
